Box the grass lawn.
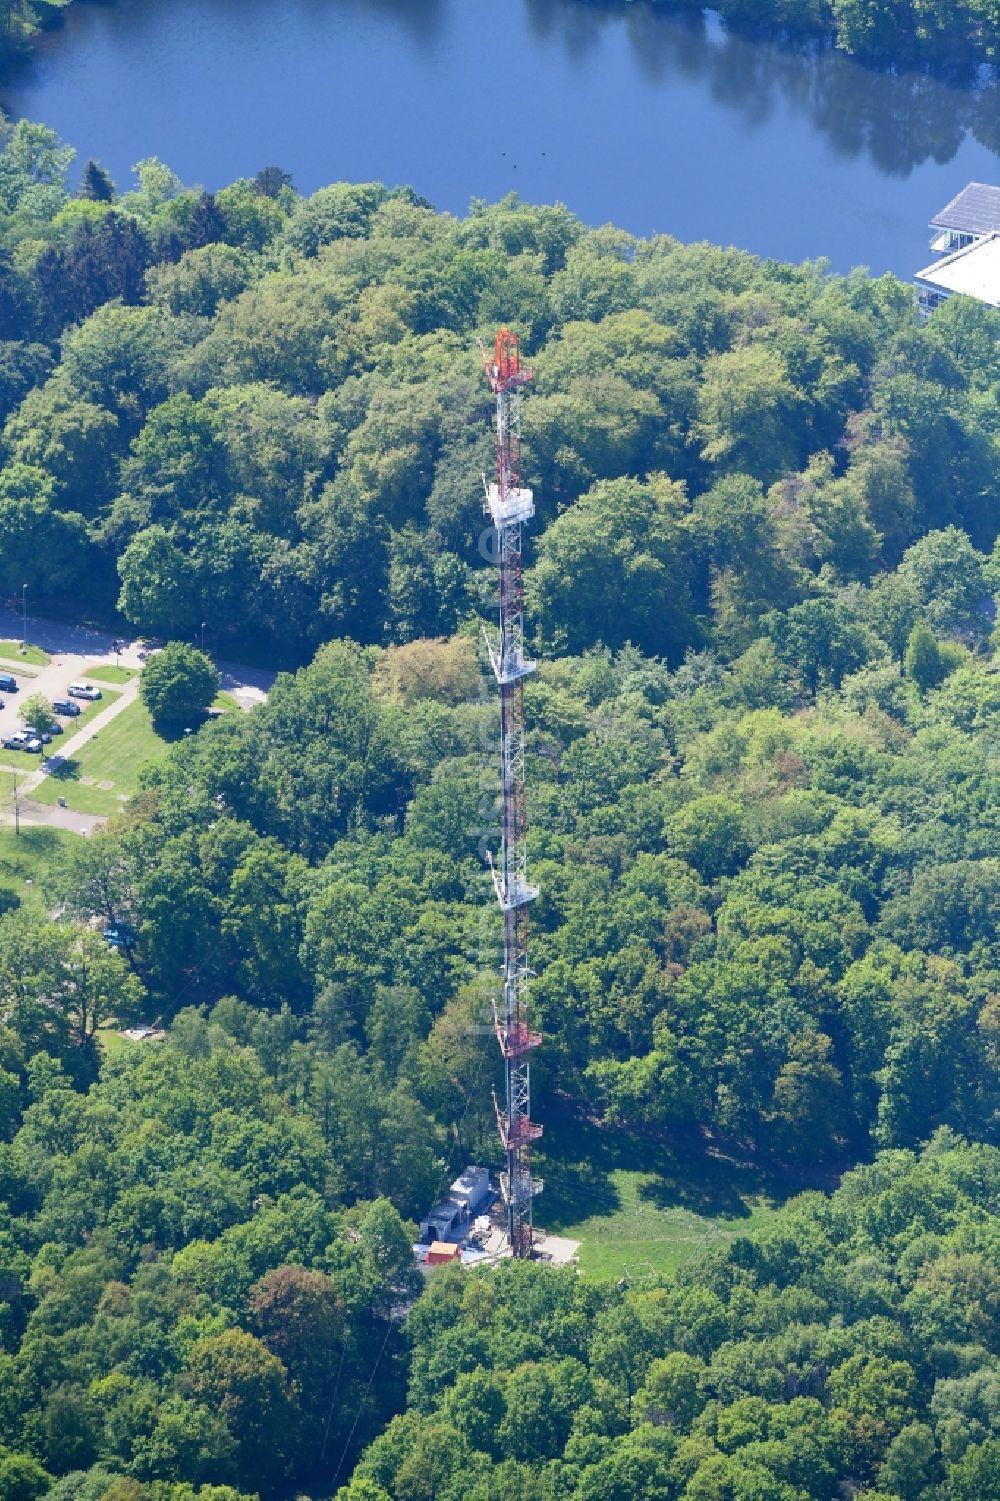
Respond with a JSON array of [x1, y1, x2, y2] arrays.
[[0, 824, 76, 904], [97, 1024, 138, 1061], [0, 641, 49, 667], [97, 1024, 166, 1061], [0, 744, 49, 774], [554, 1168, 777, 1281], [33, 698, 168, 816], [211, 690, 240, 713], [84, 665, 136, 684], [536, 1107, 817, 1282]]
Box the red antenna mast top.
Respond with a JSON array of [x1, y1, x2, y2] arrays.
[[478, 327, 532, 395]]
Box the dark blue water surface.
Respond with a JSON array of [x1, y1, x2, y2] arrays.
[[3, 0, 1000, 276]]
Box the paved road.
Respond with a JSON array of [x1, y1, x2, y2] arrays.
[[0, 608, 146, 747], [0, 605, 276, 709], [11, 799, 106, 836], [217, 657, 276, 710], [1, 654, 137, 742], [0, 605, 141, 663], [4, 679, 141, 835]]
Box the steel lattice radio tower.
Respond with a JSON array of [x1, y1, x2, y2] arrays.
[[479, 327, 542, 1259]]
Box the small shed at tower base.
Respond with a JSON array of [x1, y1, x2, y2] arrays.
[[426, 1242, 462, 1266]]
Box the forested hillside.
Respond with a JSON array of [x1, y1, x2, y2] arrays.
[[0, 117, 998, 663], [346, 1134, 1000, 1500], [4, 115, 1000, 1501]]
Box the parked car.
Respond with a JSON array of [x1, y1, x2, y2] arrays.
[[103, 923, 136, 953], [0, 674, 17, 693], [52, 698, 81, 716], [22, 724, 52, 744], [2, 731, 41, 753], [67, 682, 102, 700]]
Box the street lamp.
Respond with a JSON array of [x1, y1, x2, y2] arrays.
[[200, 621, 206, 651], [20, 584, 26, 654]]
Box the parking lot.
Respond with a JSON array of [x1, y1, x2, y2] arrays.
[[0, 654, 133, 744], [0, 642, 142, 831], [0, 607, 274, 833]]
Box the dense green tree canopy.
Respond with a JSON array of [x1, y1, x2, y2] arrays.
[[0, 118, 996, 671], [2, 105, 1000, 1501], [139, 643, 220, 727]]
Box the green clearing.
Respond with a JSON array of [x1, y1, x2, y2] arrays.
[[97, 1024, 139, 1061], [97, 1024, 168, 1061], [33, 698, 168, 816], [555, 1167, 777, 1280], [84, 665, 136, 684], [211, 690, 240, 712], [537, 1109, 810, 1281], [0, 641, 49, 667], [0, 824, 76, 905]]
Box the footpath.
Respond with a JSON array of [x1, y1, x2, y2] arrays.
[[19, 676, 141, 798]]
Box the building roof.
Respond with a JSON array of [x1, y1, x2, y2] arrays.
[[421, 1197, 460, 1225], [451, 1166, 489, 1202], [426, 1241, 461, 1262], [930, 182, 1000, 235], [914, 234, 1000, 307]]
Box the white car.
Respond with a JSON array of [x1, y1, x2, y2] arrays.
[[2, 731, 41, 753], [67, 682, 102, 701]]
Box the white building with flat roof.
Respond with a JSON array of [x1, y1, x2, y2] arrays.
[[450, 1165, 490, 1215], [917, 184, 1000, 315], [418, 1166, 493, 1243], [914, 233, 1000, 315]]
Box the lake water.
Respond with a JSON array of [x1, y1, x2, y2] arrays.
[[3, 0, 1000, 277]]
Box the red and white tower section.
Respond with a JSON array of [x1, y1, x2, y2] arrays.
[[479, 328, 542, 1259]]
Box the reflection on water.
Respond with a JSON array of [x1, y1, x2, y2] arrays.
[[1, 0, 998, 273], [69, 0, 449, 45], [525, 0, 1000, 178], [300, 0, 448, 48]]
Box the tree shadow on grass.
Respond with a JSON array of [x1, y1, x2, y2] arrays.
[[0, 823, 67, 862], [537, 1096, 836, 1233], [538, 1134, 622, 1227], [153, 710, 221, 744], [634, 1143, 819, 1223], [43, 757, 81, 781]]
